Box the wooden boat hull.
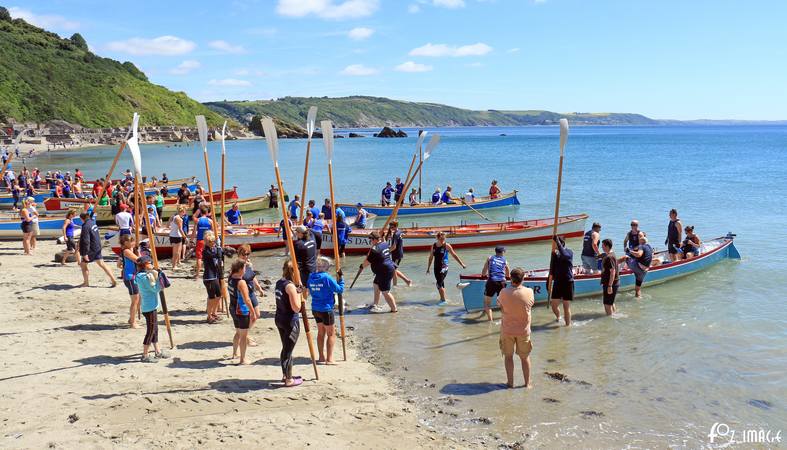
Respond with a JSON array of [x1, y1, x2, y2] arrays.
[[0, 181, 197, 208], [337, 191, 520, 218], [0, 216, 83, 240], [107, 225, 284, 257], [42, 188, 239, 212], [457, 234, 741, 312], [319, 214, 587, 255]]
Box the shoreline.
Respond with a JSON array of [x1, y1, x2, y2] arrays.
[[0, 240, 454, 449]]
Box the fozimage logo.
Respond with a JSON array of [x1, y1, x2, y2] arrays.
[[708, 422, 782, 445]]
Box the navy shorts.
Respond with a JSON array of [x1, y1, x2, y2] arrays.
[[204, 279, 222, 298], [123, 279, 139, 295], [551, 280, 574, 301], [373, 269, 394, 292], [484, 280, 506, 297]]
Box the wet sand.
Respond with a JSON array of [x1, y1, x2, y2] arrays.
[[0, 240, 452, 449]]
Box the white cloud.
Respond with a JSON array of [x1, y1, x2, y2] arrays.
[[106, 36, 196, 56], [8, 7, 80, 31], [507, 47, 520, 53], [407, 4, 421, 13], [340, 64, 379, 76], [409, 42, 492, 57], [276, 0, 379, 20], [208, 40, 247, 54], [348, 27, 374, 40], [432, 0, 465, 8], [170, 60, 201, 75], [394, 61, 433, 73], [208, 78, 253, 87]]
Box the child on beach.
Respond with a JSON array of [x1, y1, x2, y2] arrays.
[[134, 256, 169, 362], [307, 257, 344, 364]]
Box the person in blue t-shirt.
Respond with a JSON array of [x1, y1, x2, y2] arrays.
[[224, 202, 243, 225], [481, 246, 510, 322], [190, 205, 214, 279], [134, 256, 169, 362], [288, 195, 301, 220], [335, 215, 350, 257], [307, 200, 320, 222], [308, 257, 344, 364]]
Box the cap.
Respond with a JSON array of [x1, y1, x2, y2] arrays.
[[495, 245, 506, 254], [136, 255, 152, 266]]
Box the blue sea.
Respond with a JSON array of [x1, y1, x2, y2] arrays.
[[28, 125, 787, 447]]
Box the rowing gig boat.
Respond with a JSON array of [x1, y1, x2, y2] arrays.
[[107, 225, 284, 257], [0, 215, 83, 240], [338, 190, 520, 218], [319, 214, 587, 255], [457, 233, 741, 312], [42, 188, 239, 212]]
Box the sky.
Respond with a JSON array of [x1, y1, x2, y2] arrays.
[[8, 0, 787, 120]]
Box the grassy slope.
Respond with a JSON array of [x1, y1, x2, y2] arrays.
[[0, 14, 225, 127], [205, 96, 659, 128]]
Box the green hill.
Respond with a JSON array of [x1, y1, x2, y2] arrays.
[[205, 96, 660, 128], [0, 7, 224, 128]]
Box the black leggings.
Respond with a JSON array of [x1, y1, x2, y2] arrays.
[[276, 319, 300, 378], [313, 232, 322, 250], [143, 311, 158, 345]]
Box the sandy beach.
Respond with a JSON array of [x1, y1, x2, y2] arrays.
[[0, 240, 452, 449]]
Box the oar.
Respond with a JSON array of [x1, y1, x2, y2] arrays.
[[197, 116, 229, 317], [298, 107, 318, 225], [104, 127, 132, 185], [127, 113, 174, 349], [0, 128, 33, 185], [320, 120, 347, 361], [349, 134, 440, 289], [546, 119, 569, 301], [219, 121, 227, 247], [262, 117, 319, 380], [461, 199, 492, 222], [417, 130, 424, 203]]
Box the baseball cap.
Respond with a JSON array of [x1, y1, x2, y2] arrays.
[[495, 245, 506, 254]]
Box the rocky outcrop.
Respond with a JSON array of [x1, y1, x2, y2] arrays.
[[348, 132, 364, 138], [374, 126, 407, 138]]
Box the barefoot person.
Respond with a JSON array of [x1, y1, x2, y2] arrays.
[[20, 197, 34, 255], [600, 239, 619, 316], [202, 231, 223, 323], [498, 267, 534, 389], [275, 260, 303, 387], [362, 231, 398, 313], [426, 231, 467, 305], [119, 235, 141, 328], [388, 221, 412, 286], [481, 246, 510, 321], [60, 209, 79, 265], [666, 209, 683, 262], [134, 256, 168, 363], [581, 222, 602, 273], [237, 244, 263, 346], [78, 212, 117, 288], [549, 235, 574, 326], [308, 257, 344, 364], [191, 205, 213, 279], [168, 206, 188, 269], [626, 232, 653, 298], [228, 260, 258, 365]]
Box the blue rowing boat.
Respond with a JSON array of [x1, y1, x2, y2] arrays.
[[338, 191, 519, 217], [0, 215, 83, 239], [0, 182, 196, 208], [457, 234, 741, 312]]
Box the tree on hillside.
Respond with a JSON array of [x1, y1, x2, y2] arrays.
[[69, 33, 88, 51], [0, 7, 10, 21]]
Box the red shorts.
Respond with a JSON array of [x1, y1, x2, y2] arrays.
[[195, 240, 205, 259]]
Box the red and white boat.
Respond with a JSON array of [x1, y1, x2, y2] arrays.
[[319, 213, 588, 254], [43, 188, 239, 211]]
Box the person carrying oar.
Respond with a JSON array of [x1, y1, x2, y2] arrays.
[[135, 255, 170, 363], [362, 231, 398, 313], [308, 257, 344, 364]]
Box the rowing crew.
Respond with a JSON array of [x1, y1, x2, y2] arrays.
[[375, 180, 503, 207]]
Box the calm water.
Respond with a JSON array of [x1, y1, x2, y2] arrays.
[[28, 125, 787, 447]]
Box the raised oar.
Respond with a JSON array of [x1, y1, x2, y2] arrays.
[[417, 129, 424, 203], [320, 120, 347, 361], [127, 113, 174, 348], [262, 117, 319, 380], [298, 107, 318, 225], [546, 119, 569, 301], [461, 198, 492, 222], [218, 121, 228, 247], [349, 134, 440, 289], [197, 115, 229, 317], [0, 128, 32, 181], [104, 128, 132, 185]]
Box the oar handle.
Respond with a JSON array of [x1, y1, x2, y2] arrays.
[[349, 265, 365, 289]]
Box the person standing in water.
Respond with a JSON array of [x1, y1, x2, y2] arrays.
[[228, 260, 258, 365], [498, 267, 535, 389], [666, 208, 683, 262], [275, 260, 303, 387], [426, 231, 467, 305], [549, 235, 574, 326], [362, 231, 398, 313], [481, 246, 510, 321], [78, 211, 117, 288], [600, 239, 619, 316], [581, 222, 602, 274], [308, 257, 344, 365]]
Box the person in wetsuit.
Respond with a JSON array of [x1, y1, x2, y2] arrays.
[[275, 260, 303, 387]]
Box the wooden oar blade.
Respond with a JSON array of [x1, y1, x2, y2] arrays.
[[220, 121, 227, 155], [422, 134, 441, 161], [261, 118, 280, 162], [196, 115, 208, 151], [559, 118, 569, 156], [416, 129, 428, 150], [321, 120, 334, 161], [307, 106, 318, 138]]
